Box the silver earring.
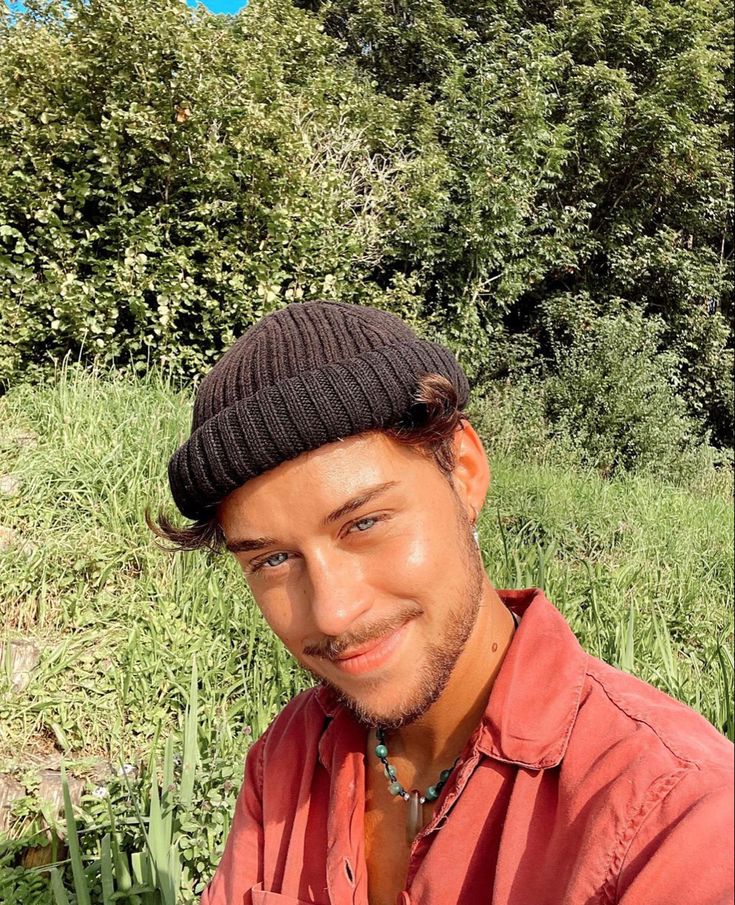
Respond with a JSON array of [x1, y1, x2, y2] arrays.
[[470, 506, 480, 550], [470, 505, 480, 548]]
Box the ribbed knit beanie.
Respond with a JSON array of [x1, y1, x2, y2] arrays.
[[168, 301, 469, 521]]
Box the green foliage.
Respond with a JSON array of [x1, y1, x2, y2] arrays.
[[543, 308, 701, 476], [295, 0, 735, 443], [0, 0, 424, 378], [34, 662, 242, 905], [471, 306, 730, 484], [0, 0, 732, 453], [0, 364, 307, 763]]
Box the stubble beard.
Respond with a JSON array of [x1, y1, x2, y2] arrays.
[[308, 507, 485, 730]]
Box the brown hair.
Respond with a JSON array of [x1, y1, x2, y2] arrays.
[[147, 373, 466, 553]]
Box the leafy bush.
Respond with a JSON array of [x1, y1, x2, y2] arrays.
[[543, 309, 703, 477], [0, 0, 732, 456], [0, 0, 429, 380], [302, 0, 734, 445]]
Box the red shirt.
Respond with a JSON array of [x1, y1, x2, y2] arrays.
[[201, 589, 734, 905]]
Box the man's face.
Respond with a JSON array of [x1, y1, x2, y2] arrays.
[[218, 431, 486, 728]]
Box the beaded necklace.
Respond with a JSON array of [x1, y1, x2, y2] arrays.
[[373, 727, 460, 843]]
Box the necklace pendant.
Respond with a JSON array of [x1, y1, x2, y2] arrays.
[[406, 789, 423, 844]]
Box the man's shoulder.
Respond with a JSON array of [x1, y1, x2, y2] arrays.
[[549, 653, 732, 876], [576, 653, 732, 773], [563, 657, 734, 898]]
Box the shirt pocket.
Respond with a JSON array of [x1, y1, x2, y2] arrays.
[[250, 883, 327, 905]]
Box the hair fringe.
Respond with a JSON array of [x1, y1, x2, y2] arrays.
[[145, 507, 225, 554], [386, 373, 466, 475]]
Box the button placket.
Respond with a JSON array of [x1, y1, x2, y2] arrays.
[[421, 749, 482, 838], [403, 749, 484, 891]]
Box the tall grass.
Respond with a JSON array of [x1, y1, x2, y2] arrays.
[[0, 365, 732, 902]]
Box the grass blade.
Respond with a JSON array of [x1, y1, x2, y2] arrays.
[[161, 733, 174, 849], [131, 850, 155, 905], [147, 770, 165, 886], [61, 765, 92, 905], [180, 657, 198, 809], [49, 867, 72, 905], [107, 799, 133, 891], [100, 833, 114, 905]]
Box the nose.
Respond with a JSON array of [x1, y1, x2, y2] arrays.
[[303, 545, 373, 639]]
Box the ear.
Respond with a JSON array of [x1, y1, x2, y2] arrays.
[[449, 421, 490, 522]]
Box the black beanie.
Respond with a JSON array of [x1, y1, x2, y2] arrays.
[[168, 301, 469, 521]]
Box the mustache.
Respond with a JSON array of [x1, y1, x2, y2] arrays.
[[303, 604, 422, 661]]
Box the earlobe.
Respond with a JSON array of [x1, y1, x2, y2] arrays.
[[451, 421, 491, 520]]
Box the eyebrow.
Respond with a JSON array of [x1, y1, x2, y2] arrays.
[[224, 480, 399, 554], [321, 480, 398, 527], [225, 535, 280, 554]]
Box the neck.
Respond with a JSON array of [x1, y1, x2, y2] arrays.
[[381, 581, 515, 777]]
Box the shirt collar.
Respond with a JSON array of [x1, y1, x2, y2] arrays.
[[315, 588, 588, 771], [478, 588, 587, 768]]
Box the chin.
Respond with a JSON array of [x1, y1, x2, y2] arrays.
[[328, 674, 448, 731]]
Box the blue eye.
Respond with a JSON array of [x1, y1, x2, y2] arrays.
[[250, 551, 289, 573], [351, 517, 376, 532]]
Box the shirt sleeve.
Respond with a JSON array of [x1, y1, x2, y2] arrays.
[[200, 735, 266, 905], [616, 766, 734, 905]]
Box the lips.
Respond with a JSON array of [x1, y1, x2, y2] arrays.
[[329, 621, 411, 676]]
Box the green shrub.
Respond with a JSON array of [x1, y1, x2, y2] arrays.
[[1, 0, 731, 452], [0, 0, 430, 382], [303, 0, 734, 445], [543, 308, 704, 478]]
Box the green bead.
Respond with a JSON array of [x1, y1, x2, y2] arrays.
[[384, 764, 396, 780], [375, 744, 389, 759], [425, 785, 439, 801], [439, 769, 452, 782], [389, 781, 404, 797]]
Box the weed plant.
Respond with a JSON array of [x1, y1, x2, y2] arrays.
[[0, 366, 732, 902]]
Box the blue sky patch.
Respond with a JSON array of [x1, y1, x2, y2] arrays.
[[7, 0, 248, 16]]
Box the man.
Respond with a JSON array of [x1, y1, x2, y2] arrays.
[[160, 300, 733, 905]]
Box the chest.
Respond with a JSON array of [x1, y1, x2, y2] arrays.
[[364, 790, 433, 905], [364, 806, 412, 905], [262, 748, 613, 905], [363, 759, 439, 905]]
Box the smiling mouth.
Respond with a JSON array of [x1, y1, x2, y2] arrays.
[[327, 621, 412, 677]]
